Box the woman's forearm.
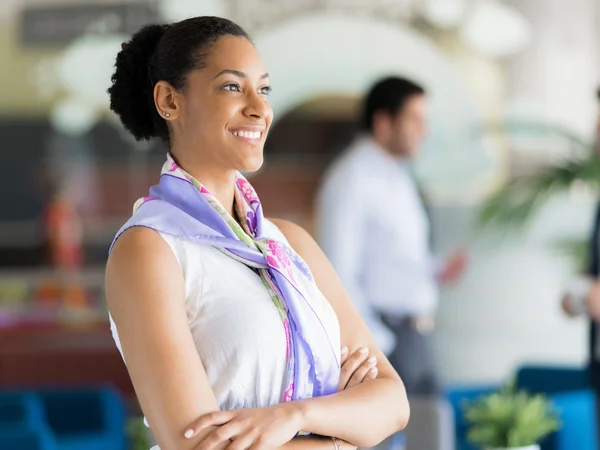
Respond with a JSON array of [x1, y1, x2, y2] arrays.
[[296, 377, 409, 448], [280, 436, 356, 450]]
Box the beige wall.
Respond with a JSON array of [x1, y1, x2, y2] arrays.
[[0, 22, 62, 117], [505, 0, 599, 136], [0, 1, 504, 123]]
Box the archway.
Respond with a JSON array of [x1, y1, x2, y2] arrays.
[[253, 13, 495, 202]]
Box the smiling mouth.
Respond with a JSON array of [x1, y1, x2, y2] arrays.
[[229, 128, 265, 144]]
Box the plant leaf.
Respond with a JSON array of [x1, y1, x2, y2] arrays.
[[477, 155, 600, 236]]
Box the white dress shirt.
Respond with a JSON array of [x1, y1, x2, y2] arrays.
[[316, 137, 439, 355]]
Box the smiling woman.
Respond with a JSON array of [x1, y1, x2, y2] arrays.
[[105, 16, 409, 450]]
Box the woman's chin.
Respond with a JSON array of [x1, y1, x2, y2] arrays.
[[239, 154, 264, 174]]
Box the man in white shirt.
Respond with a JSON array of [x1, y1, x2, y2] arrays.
[[316, 77, 467, 396]]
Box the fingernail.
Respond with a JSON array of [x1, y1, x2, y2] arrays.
[[341, 346, 348, 355], [368, 356, 377, 364], [370, 367, 378, 374], [359, 347, 369, 354], [184, 429, 194, 439]]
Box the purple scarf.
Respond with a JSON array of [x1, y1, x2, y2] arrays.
[[111, 154, 340, 402]]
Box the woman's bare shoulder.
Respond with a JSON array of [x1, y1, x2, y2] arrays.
[[267, 218, 314, 252], [106, 226, 182, 308]]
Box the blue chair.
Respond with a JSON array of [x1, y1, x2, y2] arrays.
[[542, 390, 597, 450], [514, 365, 596, 450], [0, 391, 46, 430], [0, 426, 57, 450], [0, 392, 57, 450], [38, 387, 127, 450], [516, 365, 589, 395], [445, 385, 499, 450]]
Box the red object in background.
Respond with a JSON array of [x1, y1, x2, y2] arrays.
[[43, 196, 83, 269], [0, 326, 134, 399]]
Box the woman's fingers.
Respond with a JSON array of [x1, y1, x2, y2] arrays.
[[338, 347, 370, 391], [198, 422, 240, 450], [340, 346, 349, 364], [184, 410, 235, 439], [346, 356, 378, 389], [366, 366, 378, 380], [225, 430, 257, 450]]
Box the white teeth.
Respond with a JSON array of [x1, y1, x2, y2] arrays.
[[233, 130, 261, 139]]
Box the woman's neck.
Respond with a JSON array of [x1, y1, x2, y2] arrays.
[[169, 150, 238, 219]]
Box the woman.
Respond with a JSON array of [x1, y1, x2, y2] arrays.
[[106, 16, 409, 450]]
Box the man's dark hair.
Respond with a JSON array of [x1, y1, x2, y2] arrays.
[[361, 77, 426, 133]]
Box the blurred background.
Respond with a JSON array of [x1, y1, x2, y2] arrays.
[[0, 0, 599, 449]]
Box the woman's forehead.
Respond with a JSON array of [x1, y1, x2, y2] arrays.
[[203, 36, 267, 77]]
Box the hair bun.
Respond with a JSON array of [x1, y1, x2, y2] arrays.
[[108, 24, 169, 141]]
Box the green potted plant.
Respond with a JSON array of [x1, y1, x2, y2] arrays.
[[126, 416, 152, 450], [463, 387, 560, 450]]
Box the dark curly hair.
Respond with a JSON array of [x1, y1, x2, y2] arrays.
[[108, 16, 249, 144], [361, 77, 425, 133]]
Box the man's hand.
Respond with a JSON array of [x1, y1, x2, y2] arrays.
[[439, 250, 468, 285], [587, 281, 600, 321], [338, 346, 378, 391], [561, 295, 579, 317], [562, 275, 595, 318]]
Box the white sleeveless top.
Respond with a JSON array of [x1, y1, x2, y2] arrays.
[[109, 220, 341, 434]]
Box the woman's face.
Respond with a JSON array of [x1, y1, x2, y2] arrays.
[[159, 36, 273, 173]]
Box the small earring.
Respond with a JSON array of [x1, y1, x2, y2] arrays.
[[162, 111, 170, 117]]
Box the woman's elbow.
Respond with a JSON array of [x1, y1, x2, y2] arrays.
[[360, 401, 409, 450], [363, 381, 410, 448], [389, 379, 411, 433], [396, 395, 410, 431]]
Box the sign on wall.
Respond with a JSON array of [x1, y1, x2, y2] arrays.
[[19, 2, 161, 46]]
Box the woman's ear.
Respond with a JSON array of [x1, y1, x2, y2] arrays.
[[154, 81, 181, 120]]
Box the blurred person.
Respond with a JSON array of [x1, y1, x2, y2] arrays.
[[105, 17, 409, 450], [316, 77, 468, 396], [38, 180, 88, 311], [43, 182, 83, 271], [561, 86, 600, 444]]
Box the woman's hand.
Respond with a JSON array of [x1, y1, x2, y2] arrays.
[[338, 346, 378, 391], [184, 403, 303, 450]]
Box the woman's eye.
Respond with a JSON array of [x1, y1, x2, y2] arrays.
[[223, 84, 241, 92], [260, 86, 272, 95]]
